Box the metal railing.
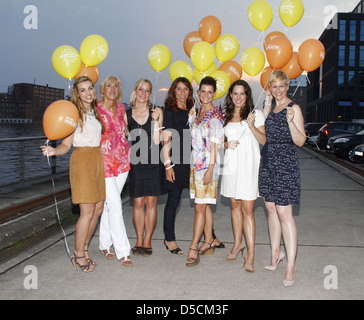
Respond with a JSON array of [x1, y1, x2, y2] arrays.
[[0, 136, 71, 193]]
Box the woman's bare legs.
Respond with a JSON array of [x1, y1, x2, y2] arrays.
[[133, 197, 146, 248], [242, 200, 256, 266], [229, 198, 244, 255], [143, 196, 157, 248]]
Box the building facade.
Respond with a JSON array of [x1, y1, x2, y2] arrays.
[[305, 1, 364, 123], [0, 83, 64, 123]]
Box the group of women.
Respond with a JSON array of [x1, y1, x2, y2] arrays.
[[40, 69, 305, 287]]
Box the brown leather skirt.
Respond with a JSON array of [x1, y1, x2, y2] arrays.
[[69, 147, 105, 204]]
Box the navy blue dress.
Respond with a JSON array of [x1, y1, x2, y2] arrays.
[[258, 102, 300, 206]]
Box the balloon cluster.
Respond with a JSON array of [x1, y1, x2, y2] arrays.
[[147, 0, 325, 100], [51, 34, 108, 84], [148, 15, 242, 100], [246, 0, 325, 89]]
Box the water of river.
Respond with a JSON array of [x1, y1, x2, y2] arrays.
[[0, 123, 71, 190]]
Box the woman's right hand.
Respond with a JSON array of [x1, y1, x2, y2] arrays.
[[165, 167, 175, 183], [40, 145, 56, 157], [265, 90, 273, 106], [188, 106, 196, 123], [227, 140, 239, 150]]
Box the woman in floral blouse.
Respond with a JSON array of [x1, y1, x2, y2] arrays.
[[187, 76, 224, 267], [97, 75, 132, 267]]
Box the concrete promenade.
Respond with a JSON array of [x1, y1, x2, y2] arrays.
[[0, 147, 363, 302]]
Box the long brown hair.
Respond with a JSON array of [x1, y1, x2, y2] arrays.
[[223, 79, 254, 126], [70, 76, 104, 132], [164, 77, 194, 112]]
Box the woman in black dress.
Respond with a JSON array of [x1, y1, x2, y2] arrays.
[[161, 77, 194, 254], [126, 79, 163, 256], [258, 70, 305, 287]]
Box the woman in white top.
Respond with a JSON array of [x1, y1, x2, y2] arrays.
[[41, 76, 105, 273], [220, 80, 266, 272]]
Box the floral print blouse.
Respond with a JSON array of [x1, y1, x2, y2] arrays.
[[98, 102, 130, 178]]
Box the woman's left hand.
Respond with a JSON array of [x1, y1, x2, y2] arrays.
[[246, 112, 255, 129], [286, 106, 294, 123], [203, 168, 213, 185], [151, 107, 162, 121]]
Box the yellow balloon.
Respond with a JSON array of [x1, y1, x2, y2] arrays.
[[190, 41, 215, 72], [169, 60, 194, 83], [240, 47, 265, 76], [248, 0, 273, 32], [210, 70, 231, 100], [215, 34, 240, 62], [52, 45, 82, 80], [194, 63, 217, 84], [279, 0, 304, 27], [148, 44, 171, 72], [80, 34, 109, 67]]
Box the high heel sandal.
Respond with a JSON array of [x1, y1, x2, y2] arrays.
[[226, 243, 245, 261], [164, 240, 183, 255], [243, 252, 255, 273], [264, 251, 285, 271], [283, 266, 297, 287], [199, 240, 215, 256], [71, 253, 95, 273], [84, 244, 96, 266], [186, 248, 200, 267], [120, 256, 133, 267], [100, 249, 115, 260]]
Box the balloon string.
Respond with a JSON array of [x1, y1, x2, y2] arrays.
[[44, 140, 72, 259], [256, 31, 265, 41], [305, 74, 311, 85], [292, 77, 303, 98], [152, 71, 160, 108]]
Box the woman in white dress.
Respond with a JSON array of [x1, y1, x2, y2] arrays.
[[220, 80, 266, 272]]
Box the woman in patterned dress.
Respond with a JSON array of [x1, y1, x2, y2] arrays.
[[97, 75, 132, 267], [258, 70, 305, 287], [186, 76, 224, 267]]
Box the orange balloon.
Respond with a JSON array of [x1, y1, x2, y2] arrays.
[[75, 62, 100, 84], [298, 39, 325, 72], [260, 66, 273, 90], [263, 31, 286, 51], [43, 100, 79, 140], [266, 36, 293, 69], [198, 15, 222, 44], [183, 31, 203, 58], [281, 52, 303, 80], [218, 60, 242, 84]]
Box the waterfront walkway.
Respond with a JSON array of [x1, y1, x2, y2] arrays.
[[0, 147, 363, 302]]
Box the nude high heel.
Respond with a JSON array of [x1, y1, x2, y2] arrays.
[[264, 251, 285, 271], [226, 244, 245, 261], [243, 251, 255, 273], [283, 266, 297, 287]]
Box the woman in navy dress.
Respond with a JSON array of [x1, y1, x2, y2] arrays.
[[259, 70, 305, 287]]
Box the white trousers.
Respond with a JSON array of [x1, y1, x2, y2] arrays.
[[99, 171, 130, 259]]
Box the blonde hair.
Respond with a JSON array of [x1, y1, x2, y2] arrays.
[[129, 78, 153, 108], [70, 76, 104, 132], [268, 70, 290, 88], [99, 75, 123, 102]]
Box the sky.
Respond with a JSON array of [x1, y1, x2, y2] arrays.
[[0, 0, 359, 106]]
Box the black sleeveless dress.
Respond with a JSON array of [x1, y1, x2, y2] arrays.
[[126, 108, 162, 198], [258, 102, 300, 206]]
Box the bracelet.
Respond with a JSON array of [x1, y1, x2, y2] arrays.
[[265, 103, 271, 106], [154, 126, 165, 131], [165, 164, 175, 170], [164, 159, 171, 166]]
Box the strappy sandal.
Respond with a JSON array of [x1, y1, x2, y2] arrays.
[[100, 249, 115, 260], [199, 240, 215, 256], [120, 256, 133, 267], [186, 248, 200, 267], [84, 245, 96, 266], [164, 240, 183, 255], [71, 253, 95, 273]]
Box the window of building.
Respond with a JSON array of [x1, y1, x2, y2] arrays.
[[339, 20, 346, 41], [338, 70, 345, 86], [350, 20, 356, 41], [359, 71, 364, 87], [349, 45, 356, 67], [348, 70, 355, 87], [361, 21, 364, 41], [338, 45, 345, 66], [360, 46, 364, 67]]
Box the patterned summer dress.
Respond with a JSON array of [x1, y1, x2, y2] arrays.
[[258, 102, 300, 206], [190, 105, 224, 204]]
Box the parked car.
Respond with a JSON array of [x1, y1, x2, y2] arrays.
[[353, 144, 364, 163], [304, 122, 325, 145], [316, 121, 364, 150], [326, 129, 364, 162]]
